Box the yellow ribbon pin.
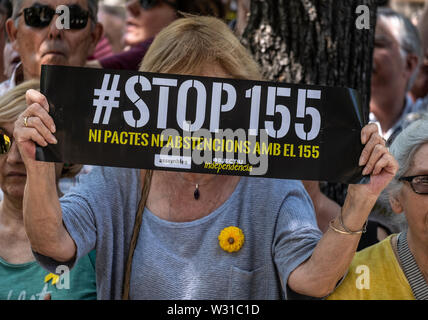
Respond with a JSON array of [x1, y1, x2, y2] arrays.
[[44, 273, 60, 286]]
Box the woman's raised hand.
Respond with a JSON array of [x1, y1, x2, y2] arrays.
[[352, 123, 398, 198], [13, 89, 57, 164]]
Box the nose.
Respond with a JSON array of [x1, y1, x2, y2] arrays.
[[47, 14, 64, 40], [6, 142, 23, 166], [126, 0, 142, 17]]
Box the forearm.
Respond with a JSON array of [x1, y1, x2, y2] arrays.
[[23, 160, 76, 262], [302, 180, 341, 232], [288, 187, 377, 297]]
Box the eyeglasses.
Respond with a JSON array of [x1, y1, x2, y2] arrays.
[[0, 133, 11, 155], [138, 0, 176, 10], [18, 3, 93, 29], [399, 175, 428, 195]]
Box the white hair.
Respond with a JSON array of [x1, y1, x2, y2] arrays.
[[377, 7, 423, 91], [384, 113, 428, 200]]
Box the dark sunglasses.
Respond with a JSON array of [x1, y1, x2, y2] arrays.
[[18, 3, 93, 29], [139, 0, 177, 10], [399, 175, 428, 195], [0, 133, 11, 155]]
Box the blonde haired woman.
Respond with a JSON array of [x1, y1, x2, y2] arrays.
[[15, 16, 397, 300], [0, 80, 96, 300]]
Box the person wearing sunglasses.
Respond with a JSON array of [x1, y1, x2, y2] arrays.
[[95, 0, 225, 71], [5, 0, 102, 82], [328, 114, 428, 300], [0, 80, 97, 300]]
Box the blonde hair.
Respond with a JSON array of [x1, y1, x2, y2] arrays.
[[140, 15, 262, 80], [0, 79, 40, 123]]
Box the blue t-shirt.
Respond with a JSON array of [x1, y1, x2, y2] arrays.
[[34, 167, 322, 299]]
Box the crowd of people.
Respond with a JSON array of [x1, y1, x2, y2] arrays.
[[0, 0, 427, 300]]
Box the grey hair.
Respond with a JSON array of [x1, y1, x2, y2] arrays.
[[12, 0, 99, 24], [377, 7, 422, 91], [382, 113, 428, 204]]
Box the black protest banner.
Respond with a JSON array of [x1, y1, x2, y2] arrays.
[[38, 65, 366, 183]]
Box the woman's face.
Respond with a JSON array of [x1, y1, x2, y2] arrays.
[[0, 121, 64, 201], [0, 122, 26, 199], [393, 143, 428, 241], [124, 0, 177, 46]]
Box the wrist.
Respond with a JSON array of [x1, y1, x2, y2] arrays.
[[341, 187, 377, 231], [25, 161, 56, 182], [346, 184, 379, 208]]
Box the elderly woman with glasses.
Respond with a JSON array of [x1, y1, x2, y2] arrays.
[[0, 80, 97, 300], [328, 114, 428, 300]]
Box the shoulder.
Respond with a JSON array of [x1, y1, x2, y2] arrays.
[[240, 177, 307, 200], [60, 166, 141, 206], [239, 177, 311, 209], [71, 166, 139, 190], [238, 177, 315, 223]]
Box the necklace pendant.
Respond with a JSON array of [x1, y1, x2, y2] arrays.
[[194, 184, 200, 200]]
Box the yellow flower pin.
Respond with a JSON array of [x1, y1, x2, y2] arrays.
[[218, 226, 245, 253], [44, 273, 60, 286]]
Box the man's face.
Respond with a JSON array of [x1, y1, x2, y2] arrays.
[[6, 0, 102, 79], [371, 19, 410, 97]]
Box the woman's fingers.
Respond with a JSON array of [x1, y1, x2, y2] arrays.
[[14, 91, 57, 161], [15, 126, 50, 147], [362, 143, 387, 175], [359, 125, 385, 167], [360, 123, 379, 145], [25, 102, 56, 139], [25, 116, 57, 144], [358, 122, 398, 177], [26, 89, 49, 112], [23, 90, 56, 140], [26, 102, 56, 133], [372, 152, 398, 176]]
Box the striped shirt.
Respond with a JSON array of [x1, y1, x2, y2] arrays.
[[397, 231, 428, 300]]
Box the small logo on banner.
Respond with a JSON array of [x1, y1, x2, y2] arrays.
[[154, 154, 192, 169]]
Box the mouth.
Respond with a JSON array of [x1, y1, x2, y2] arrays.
[[6, 172, 27, 178], [126, 19, 140, 29], [42, 51, 66, 58]]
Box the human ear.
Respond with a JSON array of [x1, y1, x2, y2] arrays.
[[5, 18, 19, 51], [87, 23, 104, 57], [404, 53, 419, 79], [389, 193, 404, 214]]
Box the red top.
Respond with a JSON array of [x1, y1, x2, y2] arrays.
[[99, 38, 154, 71]]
